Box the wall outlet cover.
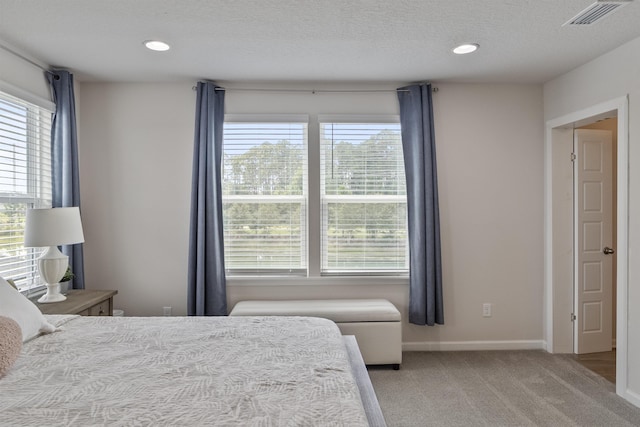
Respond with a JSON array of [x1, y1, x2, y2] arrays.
[[482, 303, 492, 317]]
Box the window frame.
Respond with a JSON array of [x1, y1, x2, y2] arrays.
[[0, 85, 53, 293], [222, 114, 409, 281]]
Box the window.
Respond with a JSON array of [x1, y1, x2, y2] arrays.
[[221, 114, 408, 278], [0, 90, 52, 291], [320, 120, 407, 274], [222, 116, 308, 275]]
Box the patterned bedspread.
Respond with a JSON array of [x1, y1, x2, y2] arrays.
[[0, 315, 369, 426]]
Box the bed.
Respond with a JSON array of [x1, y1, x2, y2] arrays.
[[0, 312, 387, 426]]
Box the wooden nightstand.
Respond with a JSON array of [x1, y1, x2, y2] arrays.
[[35, 289, 118, 316]]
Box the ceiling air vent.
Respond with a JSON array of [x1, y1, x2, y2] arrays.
[[563, 0, 632, 26]]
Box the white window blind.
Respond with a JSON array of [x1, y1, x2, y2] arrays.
[[222, 119, 308, 274], [320, 121, 408, 274], [0, 91, 52, 291]]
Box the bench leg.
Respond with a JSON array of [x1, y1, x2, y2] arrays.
[[392, 364, 400, 370]]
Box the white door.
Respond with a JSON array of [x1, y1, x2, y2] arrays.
[[574, 129, 614, 354]]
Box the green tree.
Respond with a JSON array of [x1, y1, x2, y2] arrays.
[[222, 128, 406, 270], [0, 203, 26, 252], [224, 140, 303, 196], [223, 140, 305, 269]]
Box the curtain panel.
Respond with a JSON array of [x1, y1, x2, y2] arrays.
[[47, 70, 85, 290], [188, 82, 227, 316], [397, 83, 444, 326]]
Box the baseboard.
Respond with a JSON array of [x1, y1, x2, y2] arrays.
[[403, 340, 545, 352], [622, 388, 640, 408]]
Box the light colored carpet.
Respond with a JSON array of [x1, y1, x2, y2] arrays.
[[368, 351, 640, 426]]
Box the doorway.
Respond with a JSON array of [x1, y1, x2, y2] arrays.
[[573, 121, 617, 384], [544, 96, 629, 398], [574, 122, 617, 356]]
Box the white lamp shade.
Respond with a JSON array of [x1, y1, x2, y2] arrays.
[[24, 207, 85, 247]]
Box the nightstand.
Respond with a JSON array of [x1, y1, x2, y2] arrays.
[[35, 289, 118, 316]]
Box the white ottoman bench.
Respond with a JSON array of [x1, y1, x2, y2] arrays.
[[229, 299, 402, 369]]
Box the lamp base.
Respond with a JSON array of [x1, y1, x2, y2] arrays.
[[37, 283, 67, 303]]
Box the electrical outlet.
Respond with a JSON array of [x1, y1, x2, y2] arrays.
[[482, 303, 492, 318], [163, 306, 172, 316]]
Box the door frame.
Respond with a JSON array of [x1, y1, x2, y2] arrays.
[[544, 96, 629, 399]]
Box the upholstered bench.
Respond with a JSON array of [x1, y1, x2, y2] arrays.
[[229, 299, 402, 369]]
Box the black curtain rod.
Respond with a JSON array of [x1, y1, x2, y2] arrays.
[[191, 86, 439, 93]]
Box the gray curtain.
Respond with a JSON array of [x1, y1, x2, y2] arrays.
[[188, 82, 227, 316], [397, 83, 443, 326], [47, 70, 85, 290]]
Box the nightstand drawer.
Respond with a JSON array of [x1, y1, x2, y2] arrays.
[[87, 299, 112, 316]]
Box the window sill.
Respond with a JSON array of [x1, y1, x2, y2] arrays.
[[227, 276, 409, 287], [20, 285, 46, 300]]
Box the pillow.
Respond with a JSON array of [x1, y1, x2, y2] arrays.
[[0, 277, 56, 342], [0, 315, 22, 377]]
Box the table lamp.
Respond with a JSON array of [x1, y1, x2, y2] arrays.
[[24, 207, 85, 303]]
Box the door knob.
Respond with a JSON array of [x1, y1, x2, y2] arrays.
[[603, 247, 615, 255]]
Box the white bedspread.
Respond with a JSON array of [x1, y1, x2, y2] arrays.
[[0, 315, 369, 426]]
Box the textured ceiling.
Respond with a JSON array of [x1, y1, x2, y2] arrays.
[[1, 0, 640, 84]]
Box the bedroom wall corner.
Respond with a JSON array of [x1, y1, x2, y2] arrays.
[[76, 81, 545, 348]]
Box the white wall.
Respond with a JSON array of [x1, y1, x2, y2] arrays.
[[77, 83, 195, 317], [544, 35, 640, 405], [78, 81, 544, 348]]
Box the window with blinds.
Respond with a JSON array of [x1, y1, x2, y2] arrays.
[[320, 121, 408, 274], [222, 118, 308, 274], [0, 91, 52, 291]]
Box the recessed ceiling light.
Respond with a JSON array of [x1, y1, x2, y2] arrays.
[[144, 40, 170, 52], [452, 43, 479, 55]]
